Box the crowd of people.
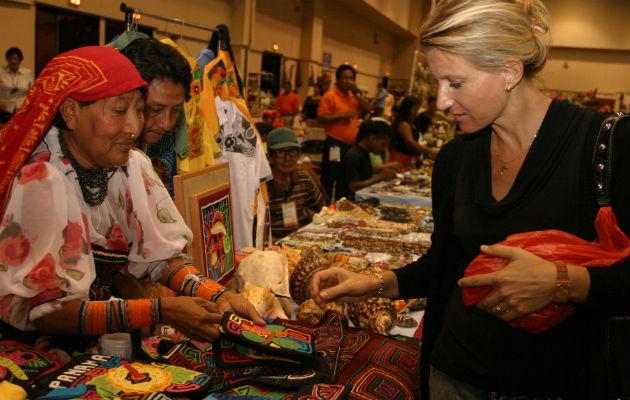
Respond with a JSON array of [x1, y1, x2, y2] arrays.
[[1, 0, 628, 398]]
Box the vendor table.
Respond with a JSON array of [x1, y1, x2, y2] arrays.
[[276, 200, 433, 268], [354, 171, 432, 207]]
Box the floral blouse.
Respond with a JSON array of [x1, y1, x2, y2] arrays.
[[0, 127, 192, 330]]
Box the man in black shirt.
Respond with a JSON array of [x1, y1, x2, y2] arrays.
[[341, 120, 397, 200]]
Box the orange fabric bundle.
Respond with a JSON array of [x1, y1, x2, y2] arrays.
[[462, 206, 630, 333]]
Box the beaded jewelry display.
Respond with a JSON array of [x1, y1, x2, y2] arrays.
[[58, 131, 110, 206]]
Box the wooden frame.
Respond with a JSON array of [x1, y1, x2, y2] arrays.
[[173, 162, 230, 230], [189, 183, 236, 285]]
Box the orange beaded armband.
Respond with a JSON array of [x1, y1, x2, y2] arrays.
[[166, 263, 226, 301], [80, 299, 161, 335]]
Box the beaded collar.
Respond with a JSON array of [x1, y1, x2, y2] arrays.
[[58, 131, 110, 207]]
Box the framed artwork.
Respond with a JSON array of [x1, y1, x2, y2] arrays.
[[173, 162, 231, 230], [189, 183, 236, 285]]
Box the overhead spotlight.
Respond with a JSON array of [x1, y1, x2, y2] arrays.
[[69, 0, 80, 5]]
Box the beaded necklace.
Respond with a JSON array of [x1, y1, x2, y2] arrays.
[[58, 131, 110, 206]]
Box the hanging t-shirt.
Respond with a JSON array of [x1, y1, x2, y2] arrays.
[[214, 97, 272, 249], [202, 51, 272, 250]]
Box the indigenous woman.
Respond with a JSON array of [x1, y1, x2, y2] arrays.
[[0, 46, 262, 346]]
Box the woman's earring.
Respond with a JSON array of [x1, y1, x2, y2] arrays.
[[505, 85, 512, 92]]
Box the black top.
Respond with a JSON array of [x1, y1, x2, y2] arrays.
[[394, 99, 630, 398], [302, 96, 320, 121], [414, 112, 432, 135], [341, 144, 373, 199], [392, 121, 421, 156]]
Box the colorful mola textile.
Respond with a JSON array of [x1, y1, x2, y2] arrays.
[[36, 384, 173, 400], [278, 312, 422, 400], [218, 313, 316, 362], [0, 340, 61, 387], [35, 354, 212, 400]]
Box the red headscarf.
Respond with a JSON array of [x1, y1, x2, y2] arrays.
[[0, 46, 147, 212]]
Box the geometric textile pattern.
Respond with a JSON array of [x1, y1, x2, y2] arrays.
[[275, 312, 422, 399], [220, 313, 315, 361], [295, 383, 350, 399]]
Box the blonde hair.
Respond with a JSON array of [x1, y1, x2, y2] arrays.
[[420, 0, 551, 77]]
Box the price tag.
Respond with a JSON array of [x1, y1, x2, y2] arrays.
[[281, 201, 298, 227], [329, 145, 341, 162]]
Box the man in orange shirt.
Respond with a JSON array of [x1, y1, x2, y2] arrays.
[[317, 64, 371, 200], [275, 82, 300, 127]]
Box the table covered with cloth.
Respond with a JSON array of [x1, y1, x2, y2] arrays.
[[2, 312, 421, 400]]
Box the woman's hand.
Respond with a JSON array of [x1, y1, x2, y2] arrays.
[[214, 291, 266, 326], [309, 267, 378, 308], [458, 244, 557, 321], [425, 146, 440, 159], [160, 296, 224, 342]]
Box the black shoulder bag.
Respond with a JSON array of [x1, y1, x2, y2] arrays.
[[592, 112, 630, 399]]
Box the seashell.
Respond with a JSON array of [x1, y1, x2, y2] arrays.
[[236, 250, 290, 297], [239, 282, 275, 318], [296, 299, 325, 325], [289, 246, 330, 304], [406, 297, 427, 310], [396, 314, 418, 328], [347, 297, 397, 335]]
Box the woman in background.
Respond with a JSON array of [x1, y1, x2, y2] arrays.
[[0, 47, 33, 124], [302, 84, 323, 122], [388, 95, 438, 170]]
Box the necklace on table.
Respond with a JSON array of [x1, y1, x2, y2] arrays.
[[58, 132, 110, 206]]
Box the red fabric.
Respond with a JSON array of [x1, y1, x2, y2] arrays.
[[413, 313, 424, 339], [463, 206, 630, 333], [263, 109, 286, 128], [0, 46, 147, 213]]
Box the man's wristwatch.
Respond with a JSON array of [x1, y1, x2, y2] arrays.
[[553, 261, 570, 302]]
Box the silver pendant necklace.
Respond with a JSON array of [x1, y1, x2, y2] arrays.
[[492, 132, 537, 176]]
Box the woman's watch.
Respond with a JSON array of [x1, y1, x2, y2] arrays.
[[553, 261, 570, 302]]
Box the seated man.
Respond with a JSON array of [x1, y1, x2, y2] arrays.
[[266, 128, 327, 241], [341, 120, 397, 200]]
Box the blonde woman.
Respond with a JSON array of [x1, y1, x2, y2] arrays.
[[309, 1, 630, 398]]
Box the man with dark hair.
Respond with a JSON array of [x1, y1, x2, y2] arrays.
[[113, 36, 192, 195], [275, 82, 300, 126], [317, 64, 371, 200], [118, 37, 192, 146], [341, 120, 396, 199]]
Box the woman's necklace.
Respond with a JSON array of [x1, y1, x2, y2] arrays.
[[492, 131, 537, 176], [58, 132, 110, 206]]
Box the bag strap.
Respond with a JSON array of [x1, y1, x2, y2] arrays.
[[592, 112, 629, 207]]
